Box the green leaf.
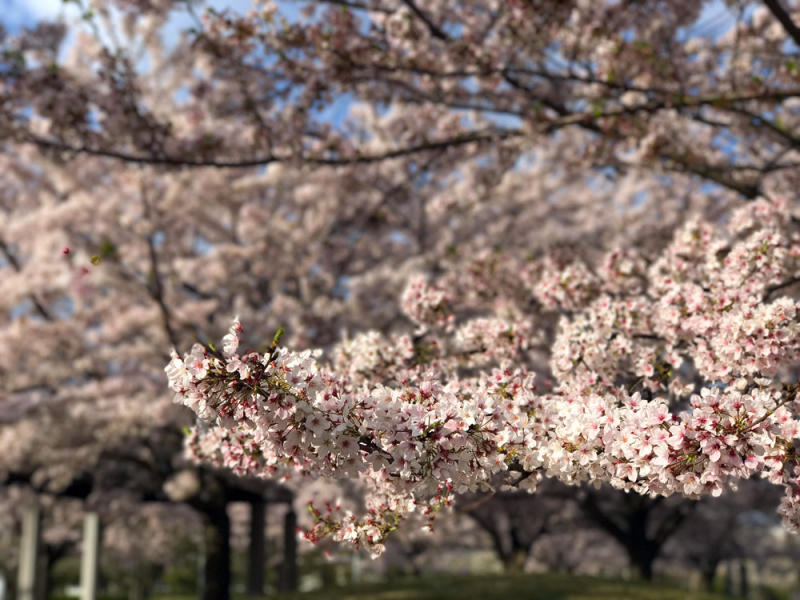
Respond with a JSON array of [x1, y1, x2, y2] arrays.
[[272, 326, 285, 349], [99, 238, 117, 259]]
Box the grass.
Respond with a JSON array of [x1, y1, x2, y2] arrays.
[[155, 572, 724, 600]]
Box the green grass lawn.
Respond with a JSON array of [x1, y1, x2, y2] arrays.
[[276, 573, 723, 600], [156, 572, 725, 600]]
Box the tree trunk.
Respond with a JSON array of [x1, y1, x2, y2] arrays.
[[579, 488, 694, 584], [129, 559, 153, 600], [700, 559, 720, 592], [278, 509, 298, 592], [500, 549, 529, 573], [466, 509, 531, 573], [246, 499, 266, 596], [199, 504, 230, 600], [726, 561, 736, 597], [740, 560, 749, 599], [626, 542, 658, 581]]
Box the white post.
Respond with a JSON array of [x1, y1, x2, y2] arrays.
[[80, 512, 100, 600], [351, 551, 362, 585], [17, 507, 41, 600]]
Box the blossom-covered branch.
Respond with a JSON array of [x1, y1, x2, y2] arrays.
[[168, 198, 800, 556]]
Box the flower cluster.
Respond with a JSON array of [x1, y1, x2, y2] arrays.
[[454, 317, 533, 366], [168, 322, 546, 554], [401, 276, 454, 333], [168, 199, 800, 555], [535, 385, 796, 501]]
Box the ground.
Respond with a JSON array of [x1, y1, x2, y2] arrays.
[[149, 573, 728, 600]]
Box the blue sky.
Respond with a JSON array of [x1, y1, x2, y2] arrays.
[[0, 0, 260, 33], [1, 0, 78, 30]]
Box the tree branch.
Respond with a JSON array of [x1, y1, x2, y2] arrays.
[[764, 276, 800, 300], [25, 129, 520, 168], [0, 238, 52, 320], [763, 0, 800, 47], [321, 0, 393, 13], [653, 500, 696, 546], [578, 489, 629, 546], [401, 0, 449, 40]]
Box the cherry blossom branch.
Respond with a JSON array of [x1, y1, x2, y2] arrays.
[[743, 387, 798, 433], [170, 197, 800, 551]]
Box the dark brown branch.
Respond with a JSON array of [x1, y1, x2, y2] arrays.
[[322, 0, 393, 13], [544, 88, 800, 133], [25, 130, 520, 168], [653, 500, 696, 546], [0, 238, 52, 320], [597, 157, 763, 200], [331, 49, 674, 95], [401, 0, 449, 40], [665, 156, 761, 199], [763, 0, 800, 47], [725, 106, 800, 147], [764, 276, 800, 300], [578, 490, 628, 546], [143, 219, 181, 354], [456, 492, 497, 513]]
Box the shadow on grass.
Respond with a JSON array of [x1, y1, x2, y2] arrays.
[[149, 572, 724, 600]]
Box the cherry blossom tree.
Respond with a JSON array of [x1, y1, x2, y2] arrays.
[[172, 195, 800, 561], [7, 0, 800, 593], [458, 477, 699, 580], [661, 477, 783, 591], [457, 477, 570, 573]]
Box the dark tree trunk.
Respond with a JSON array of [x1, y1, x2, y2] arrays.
[[726, 561, 736, 597], [624, 503, 658, 581], [466, 506, 532, 573], [246, 498, 266, 596], [739, 560, 749, 598], [199, 503, 231, 600], [500, 549, 529, 573], [579, 489, 695, 583], [129, 559, 154, 600], [625, 539, 658, 581], [700, 559, 720, 592], [278, 509, 298, 592]]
